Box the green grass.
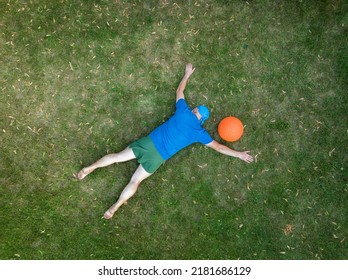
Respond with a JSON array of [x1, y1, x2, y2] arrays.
[[1, 0, 347, 260]]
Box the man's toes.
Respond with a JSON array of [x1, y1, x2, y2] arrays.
[[103, 211, 113, 219], [77, 169, 87, 180]]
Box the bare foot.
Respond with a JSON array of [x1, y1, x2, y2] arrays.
[[103, 210, 114, 220], [75, 168, 91, 180]]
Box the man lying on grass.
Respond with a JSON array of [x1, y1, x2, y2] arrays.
[[76, 63, 254, 219]]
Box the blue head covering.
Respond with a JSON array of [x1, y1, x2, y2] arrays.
[[197, 105, 210, 125]]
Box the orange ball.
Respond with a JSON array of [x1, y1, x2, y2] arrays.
[[218, 116, 244, 142]]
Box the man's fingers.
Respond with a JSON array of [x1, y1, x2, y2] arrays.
[[186, 63, 195, 71], [243, 152, 254, 163]]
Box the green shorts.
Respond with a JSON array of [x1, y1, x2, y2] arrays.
[[129, 136, 165, 174]]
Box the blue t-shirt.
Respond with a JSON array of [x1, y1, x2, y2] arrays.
[[149, 98, 213, 160]]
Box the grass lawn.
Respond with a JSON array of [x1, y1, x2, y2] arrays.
[[0, 0, 347, 260]]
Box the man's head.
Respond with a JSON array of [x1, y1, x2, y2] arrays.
[[192, 105, 210, 125]]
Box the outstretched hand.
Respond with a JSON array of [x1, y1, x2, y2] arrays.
[[185, 63, 196, 78], [238, 151, 254, 163]]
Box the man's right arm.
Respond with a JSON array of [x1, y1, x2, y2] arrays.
[[206, 140, 254, 164]]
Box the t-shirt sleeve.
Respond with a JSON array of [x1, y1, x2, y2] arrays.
[[175, 98, 189, 112], [198, 130, 214, 145]]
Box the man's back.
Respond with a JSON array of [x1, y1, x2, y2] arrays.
[[149, 98, 213, 160]]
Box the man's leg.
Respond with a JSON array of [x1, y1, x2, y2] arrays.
[[103, 164, 152, 219], [76, 147, 136, 180]]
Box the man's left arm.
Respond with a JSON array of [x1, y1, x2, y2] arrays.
[[176, 63, 195, 102], [206, 140, 254, 163]]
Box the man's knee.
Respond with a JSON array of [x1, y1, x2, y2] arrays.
[[129, 177, 142, 186], [129, 173, 148, 186], [129, 165, 152, 185]]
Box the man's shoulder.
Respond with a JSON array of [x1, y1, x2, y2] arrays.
[[176, 98, 188, 108]]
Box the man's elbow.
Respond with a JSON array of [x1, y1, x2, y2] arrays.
[[215, 144, 225, 153], [176, 89, 183, 96]]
